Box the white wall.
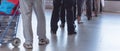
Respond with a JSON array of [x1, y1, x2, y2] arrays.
[[44, 0, 120, 13], [103, 1, 120, 12]]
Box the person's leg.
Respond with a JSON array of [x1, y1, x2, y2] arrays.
[[93, 0, 96, 16], [92, 0, 95, 12], [33, 0, 49, 45], [77, 0, 84, 24], [94, 0, 100, 17], [51, 0, 61, 34], [100, 0, 103, 13], [86, 0, 92, 20], [73, 0, 77, 21], [20, 0, 33, 49], [60, 1, 65, 28], [64, 0, 76, 35]]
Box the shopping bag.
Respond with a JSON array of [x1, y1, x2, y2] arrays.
[[0, 0, 15, 14]]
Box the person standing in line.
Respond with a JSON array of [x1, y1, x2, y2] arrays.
[[19, 0, 49, 49], [77, 0, 92, 24], [51, 0, 76, 35]]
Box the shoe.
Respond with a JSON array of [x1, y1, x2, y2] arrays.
[[23, 42, 33, 49], [60, 23, 65, 28], [94, 11, 98, 17], [87, 17, 92, 20], [68, 31, 77, 35], [39, 38, 49, 45], [95, 14, 98, 17]]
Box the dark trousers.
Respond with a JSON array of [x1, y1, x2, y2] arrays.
[[60, 0, 76, 24], [51, 0, 61, 33], [51, 0, 75, 33], [100, 1, 103, 12], [77, 0, 92, 19], [60, 1, 65, 24]]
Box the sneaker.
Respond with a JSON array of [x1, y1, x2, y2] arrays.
[[39, 38, 49, 45], [23, 42, 33, 49]]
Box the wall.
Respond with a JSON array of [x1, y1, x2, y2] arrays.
[[103, 1, 120, 12], [44, 0, 120, 12]]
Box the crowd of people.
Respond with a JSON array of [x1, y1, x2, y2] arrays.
[[51, 0, 103, 35], [19, 0, 104, 49], [0, 0, 104, 49]]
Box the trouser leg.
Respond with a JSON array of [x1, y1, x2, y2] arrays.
[[66, 8, 75, 33], [77, 0, 84, 17], [64, 0, 75, 33], [100, 0, 103, 13], [73, 0, 77, 21], [51, 0, 61, 33], [20, 0, 33, 43], [60, 2, 65, 24], [95, 0, 100, 14], [86, 0, 92, 20], [93, 0, 95, 11], [33, 0, 46, 39]]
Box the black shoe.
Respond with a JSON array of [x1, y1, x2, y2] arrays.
[[39, 38, 49, 45], [60, 23, 65, 28], [87, 17, 92, 20], [68, 31, 76, 35]]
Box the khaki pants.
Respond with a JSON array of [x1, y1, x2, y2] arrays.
[[19, 0, 46, 43], [93, 0, 101, 14]]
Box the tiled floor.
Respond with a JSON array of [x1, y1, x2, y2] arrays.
[[0, 9, 120, 51]]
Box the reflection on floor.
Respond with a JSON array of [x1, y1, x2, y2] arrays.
[[0, 9, 120, 51]]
